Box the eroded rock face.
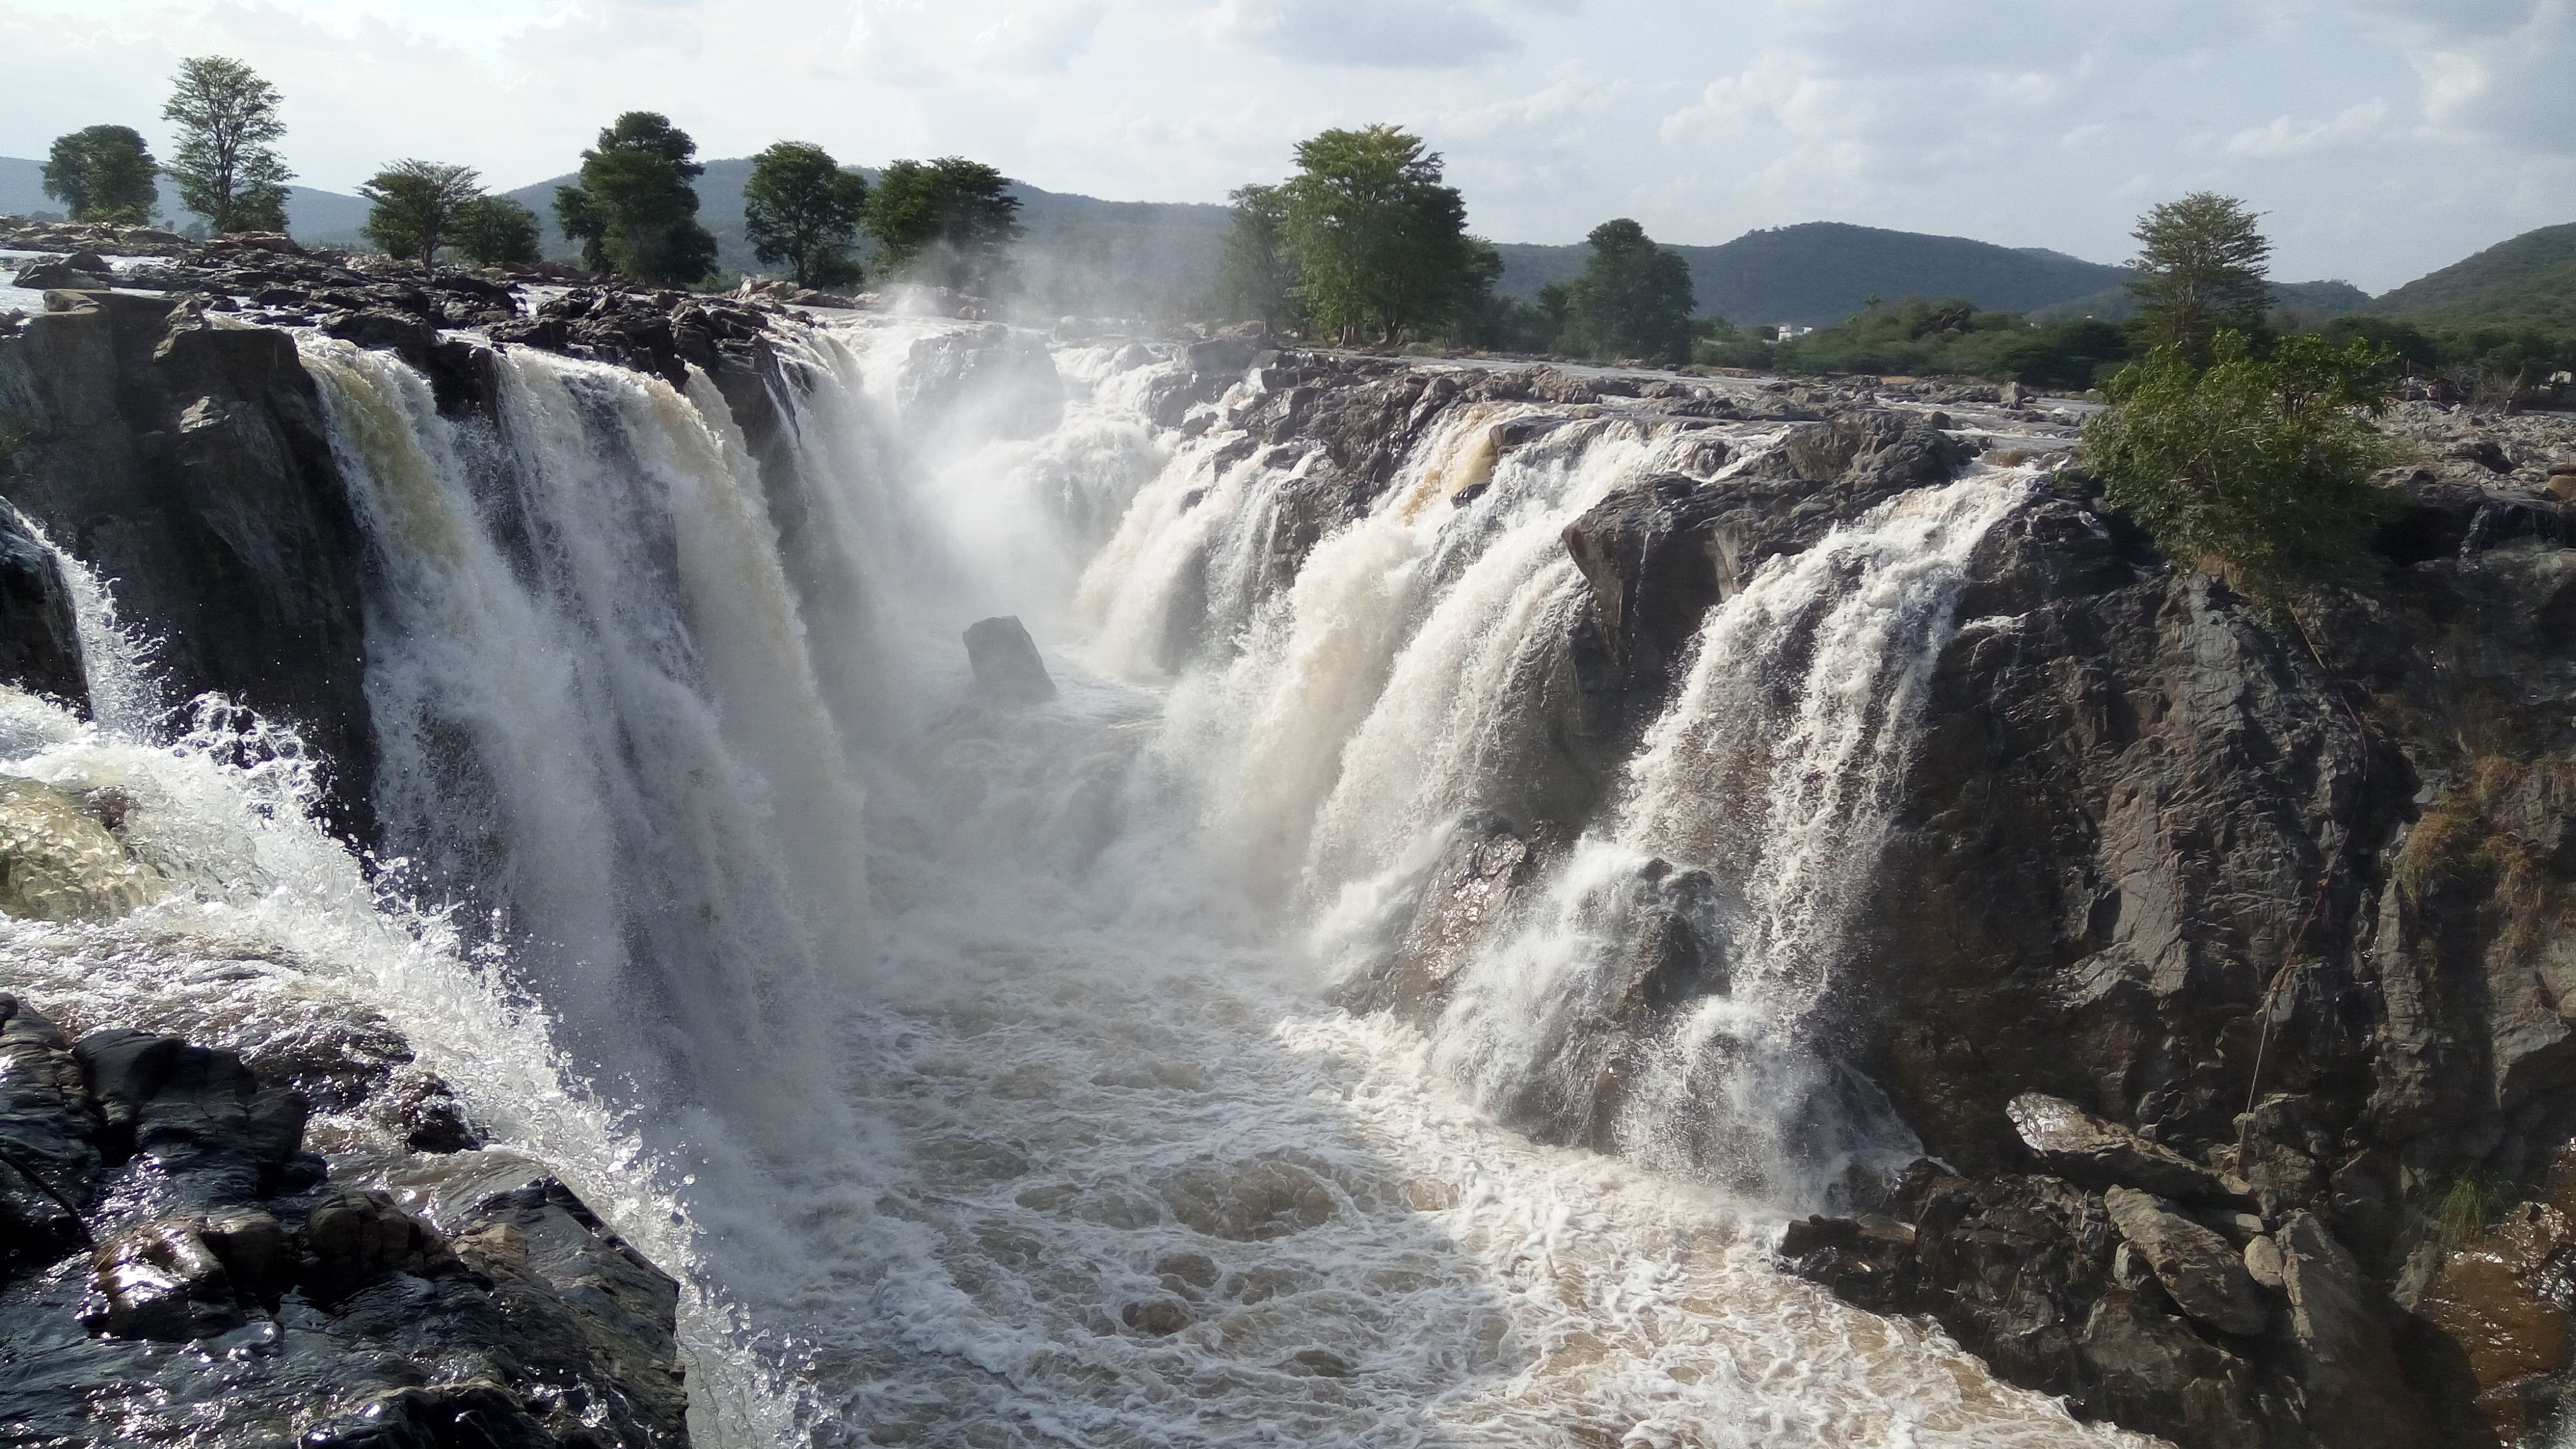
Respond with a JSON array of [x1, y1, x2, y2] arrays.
[[0, 995, 690, 1448], [0, 503, 84, 708], [0, 291, 375, 838]]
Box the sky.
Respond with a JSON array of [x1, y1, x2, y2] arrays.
[[3, 0, 2570, 292]]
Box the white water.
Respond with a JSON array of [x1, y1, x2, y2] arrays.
[[0, 317, 2150, 1448]]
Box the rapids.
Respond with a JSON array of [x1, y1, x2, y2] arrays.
[[0, 314, 2153, 1447]]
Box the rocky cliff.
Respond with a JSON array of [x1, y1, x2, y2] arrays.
[[1304, 352, 2576, 1447]]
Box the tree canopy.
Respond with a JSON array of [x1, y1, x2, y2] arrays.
[[553, 112, 719, 286], [162, 57, 292, 235], [2127, 193, 2273, 358], [42, 126, 158, 225], [450, 196, 543, 269], [1216, 184, 1298, 333], [744, 142, 870, 290], [1559, 219, 1696, 364], [1277, 125, 1472, 345], [863, 158, 1023, 294], [360, 160, 483, 275], [2082, 330, 2393, 599]]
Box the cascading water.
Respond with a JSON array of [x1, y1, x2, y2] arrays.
[[0, 310, 2152, 1446]]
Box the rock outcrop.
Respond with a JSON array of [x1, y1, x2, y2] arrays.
[[0, 992, 688, 1447], [964, 614, 1058, 705], [0, 289, 375, 836]]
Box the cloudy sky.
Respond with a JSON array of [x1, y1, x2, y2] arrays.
[[4, 0, 2569, 291]]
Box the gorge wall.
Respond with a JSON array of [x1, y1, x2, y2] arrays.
[[6, 219, 2576, 1448]]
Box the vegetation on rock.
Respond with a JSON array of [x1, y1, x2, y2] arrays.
[[40, 126, 158, 225], [553, 113, 719, 286], [743, 141, 869, 291], [358, 160, 483, 276], [2083, 330, 2395, 597], [1216, 183, 1297, 334], [449, 195, 542, 269], [862, 157, 1022, 295], [1552, 219, 1696, 365], [1275, 125, 1474, 345], [162, 56, 292, 235]]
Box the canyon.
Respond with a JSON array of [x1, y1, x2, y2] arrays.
[[4, 220, 2576, 1448]]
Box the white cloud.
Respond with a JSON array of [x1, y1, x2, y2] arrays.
[[2221, 99, 2391, 158], [1206, 0, 1516, 69], [853, 0, 1108, 79]]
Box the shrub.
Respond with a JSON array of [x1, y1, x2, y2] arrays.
[[2082, 331, 2396, 599]]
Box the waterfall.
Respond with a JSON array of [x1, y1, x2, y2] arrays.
[[1428, 476, 2031, 1206], [0, 311, 2144, 1446]]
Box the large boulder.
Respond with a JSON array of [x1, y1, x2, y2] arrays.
[[2007, 1092, 2231, 1202], [963, 615, 1057, 705], [2102, 1186, 2268, 1336], [0, 777, 164, 921]]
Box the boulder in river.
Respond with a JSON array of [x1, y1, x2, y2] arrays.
[[965, 615, 1057, 704]]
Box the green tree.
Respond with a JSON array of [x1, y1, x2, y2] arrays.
[[553, 113, 719, 286], [743, 141, 870, 289], [1277, 125, 1471, 345], [1560, 218, 1696, 364], [2127, 193, 2272, 358], [42, 126, 159, 225], [162, 57, 292, 235], [359, 160, 483, 275], [863, 157, 1023, 294], [1217, 183, 1299, 333], [2082, 330, 2395, 599], [450, 196, 543, 269]]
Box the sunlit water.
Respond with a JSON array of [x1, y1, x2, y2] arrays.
[[0, 314, 2148, 1448]]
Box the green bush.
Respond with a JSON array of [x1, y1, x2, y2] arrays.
[[2082, 330, 2396, 599]]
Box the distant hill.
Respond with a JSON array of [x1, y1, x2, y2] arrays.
[[2367, 223, 2576, 332], [1495, 221, 2136, 327], [2026, 277, 2373, 324]]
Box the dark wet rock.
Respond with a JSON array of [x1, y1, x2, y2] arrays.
[[11, 261, 111, 291], [298, 1384, 557, 1449], [74, 1028, 309, 1208], [1558, 408, 1970, 752], [964, 614, 1057, 705], [1782, 1162, 2311, 1448], [0, 996, 691, 1447], [1336, 811, 1567, 1018], [299, 1185, 462, 1306], [0, 994, 100, 1273], [0, 501, 87, 708], [323, 305, 440, 364], [1344, 811, 1728, 1152], [2007, 1092, 2231, 1202], [80, 1217, 247, 1340], [2277, 1211, 2431, 1449], [2102, 1186, 2268, 1335]]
